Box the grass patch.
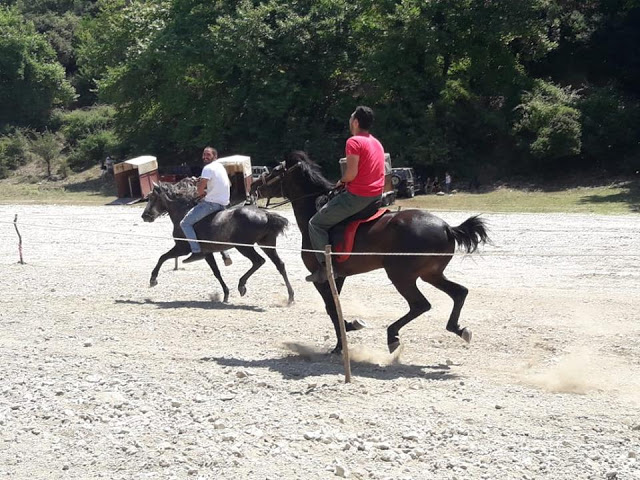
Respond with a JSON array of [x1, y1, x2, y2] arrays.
[[397, 182, 639, 214], [0, 165, 117, 205], [2, 164, 638, 214]]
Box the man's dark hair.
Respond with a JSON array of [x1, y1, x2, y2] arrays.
[[352, 106, 374, 130], [204, 146, 218, 157]]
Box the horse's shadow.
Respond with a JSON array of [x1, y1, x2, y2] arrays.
[[115, 298, 265, 312], [200, 353, 458, 381]]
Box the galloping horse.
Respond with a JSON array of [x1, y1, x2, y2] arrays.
[[142, 181, 294, 304], [251, 151, 489, 353]]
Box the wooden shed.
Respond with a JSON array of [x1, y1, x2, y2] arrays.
[[114, 155, 159, 199]]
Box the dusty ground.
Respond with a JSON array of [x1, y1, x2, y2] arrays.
[[1, 204, 639, 480]]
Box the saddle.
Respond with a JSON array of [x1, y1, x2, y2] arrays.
[[328, 199, 388, 263]]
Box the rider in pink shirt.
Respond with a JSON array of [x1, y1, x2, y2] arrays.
[[306, 106, 386, 283]]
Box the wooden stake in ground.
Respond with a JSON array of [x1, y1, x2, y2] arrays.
[[13, 214, 24, 264], [324, 245, 351, 383]]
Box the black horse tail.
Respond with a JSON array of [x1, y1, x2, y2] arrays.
[[265, 211, 289, 237], [446, 215, 489, 253]]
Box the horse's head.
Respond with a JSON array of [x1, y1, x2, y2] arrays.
[[141, 183, 168, 222], [250, 161, 287, 200]]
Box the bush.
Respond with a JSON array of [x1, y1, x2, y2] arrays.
[[66, 129, 120, 171], [54, 105, 116, 147], [0, 129, 30, 178], [513, 80, 582, 165]]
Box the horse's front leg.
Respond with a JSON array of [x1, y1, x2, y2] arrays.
[[150, 244, 187, 287], [313, 278, 365, 354], [204, 253, 229, 302]]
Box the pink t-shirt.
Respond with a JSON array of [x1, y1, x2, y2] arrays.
[[345, 133, 385, 197]]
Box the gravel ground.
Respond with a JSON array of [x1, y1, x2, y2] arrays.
[[1, 204, 639, 480]]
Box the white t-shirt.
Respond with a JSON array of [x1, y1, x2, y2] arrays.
[[201, 161, 230, 205]]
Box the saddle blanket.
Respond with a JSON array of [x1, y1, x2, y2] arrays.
[[334, 209, 388, 263]]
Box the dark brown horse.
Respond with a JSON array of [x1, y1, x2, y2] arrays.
[[251, 151, 489, 353], [142, 181, 294, 304]]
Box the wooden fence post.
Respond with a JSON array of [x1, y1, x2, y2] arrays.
[[324, 245, 351, 383], [13, 214, 24, 264]]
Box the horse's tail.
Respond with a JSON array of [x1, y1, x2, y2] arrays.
[[446, 215, 489, 253], [264, 211, 289, 236]]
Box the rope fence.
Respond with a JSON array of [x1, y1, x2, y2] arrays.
[[2, 218, 640, 258], [4, 212, 639, 385]]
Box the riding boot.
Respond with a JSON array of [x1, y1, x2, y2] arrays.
[[305, 268, 327, 283], [305, 266, 339, 283]]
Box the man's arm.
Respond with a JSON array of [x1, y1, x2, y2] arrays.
[[338, 154, 359, 187], [196, 177, 207, 198]]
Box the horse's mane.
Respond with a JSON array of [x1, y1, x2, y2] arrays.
[[287, 151, 334, 191], [157, 179, 199, 205]]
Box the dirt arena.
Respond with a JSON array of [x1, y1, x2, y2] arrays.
[[1, 204, 639, 480]]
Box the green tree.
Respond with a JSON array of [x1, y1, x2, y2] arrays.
[[0, 6, 75, 130], [29, 130, 64, 177]]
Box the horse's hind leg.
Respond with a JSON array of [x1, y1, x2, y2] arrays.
[[386, 273, 432, 353], [204, 253, 229, 303], [234, 246, 266, 297], [425, 274, 471, 343], [258, 237, 294, 304], [150, 244, 187, 287]]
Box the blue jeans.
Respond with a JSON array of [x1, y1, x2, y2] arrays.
[[180, 201, 224, 253]]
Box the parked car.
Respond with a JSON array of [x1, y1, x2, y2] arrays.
[[391, 167, 416, 198], [252, 165, 270, 182]]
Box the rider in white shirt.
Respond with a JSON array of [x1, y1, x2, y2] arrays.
[[180, 147, 231, 263]]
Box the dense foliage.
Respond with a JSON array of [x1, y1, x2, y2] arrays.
[[1, 0, 638, 181]]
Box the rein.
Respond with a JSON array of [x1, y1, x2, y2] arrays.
[[258, 191, 321, 210], [255, 162, 331, 210]]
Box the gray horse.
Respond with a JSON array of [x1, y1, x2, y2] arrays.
[[142, 181, 294, 304]]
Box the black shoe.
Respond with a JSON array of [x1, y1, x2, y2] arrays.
[[305, 269, 326, 283], [183, 252, 207, 263]]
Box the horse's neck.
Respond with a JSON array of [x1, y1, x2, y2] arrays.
[[287, 168, 331, 245], [289, 192, 320, 247], [164, 196, 194, 225]]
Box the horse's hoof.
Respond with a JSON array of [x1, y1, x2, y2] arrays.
[[461, 328, 473, 344], [149, 279, 157, 287], [352, 319, 367, 331], [330, 346, 342, 356], [238, 285, 247, 297], [388, 340, 400, 354], [287, 297, 295, 306]]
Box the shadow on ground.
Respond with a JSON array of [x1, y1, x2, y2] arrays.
[[579, 181, 640, 212], [201, 353, 457, 381], [115, 298, 265, 312]]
